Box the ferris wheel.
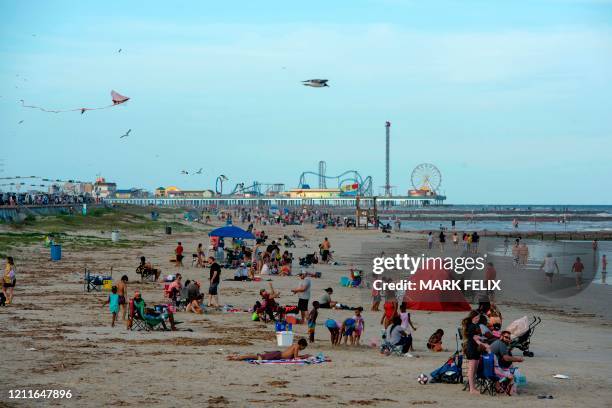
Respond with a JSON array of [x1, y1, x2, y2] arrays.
[[411, 163, 442, 192]]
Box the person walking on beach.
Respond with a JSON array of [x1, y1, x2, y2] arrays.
[[175, 242, 184, 267], [307, 301, 320, 343], [117, 275, 129, 320], [439, 231, 446, 252], [2, 257, 16, 305], [208, 256, 221, 308], [503, 237, 510, 255], [518, 242, 529, 266], [602, 254, 607, 283], [292, 272, 311, 323], [540, 253, 559, 284], [321, 237, 331, 263], [452, 232, 458, 250], [102, 286, 120, 327], [471, 231, 480, 254], [427, 232, 433, 250], [572, 257, 585, 289]]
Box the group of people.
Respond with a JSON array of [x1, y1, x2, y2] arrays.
[[462, 309, 524, 396], [0, 191, 94, 206], [427, 231, 481, 253]]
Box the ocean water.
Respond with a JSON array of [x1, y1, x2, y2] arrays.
[[398, 219, 612, 232]]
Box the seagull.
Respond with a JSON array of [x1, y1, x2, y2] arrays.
[[302, 79, 329, 87], [118, 48, 122, 53], [194, 168, 203, 174], [120, 129, 131, 138], [181, 170, 189, 175], [18, 120, 24, 124]]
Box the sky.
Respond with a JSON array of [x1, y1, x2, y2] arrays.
[[1, 0, 611, 204]]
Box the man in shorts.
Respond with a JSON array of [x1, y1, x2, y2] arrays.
[[116, 275, 129, 320], [490, 330, 524, 395], [227, 338, 308, 361], [572, 256, 584, 289], [208, 256, 221, 308], [291, 272, 311, 323]]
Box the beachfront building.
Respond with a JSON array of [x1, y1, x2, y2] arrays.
[[93, 177, 117, 199], [155, 186, 215, 198]]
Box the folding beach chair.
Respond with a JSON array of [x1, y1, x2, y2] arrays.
[[84, 268, 112, 292]]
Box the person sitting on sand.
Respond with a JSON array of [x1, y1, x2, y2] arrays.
[[427, 329, 444, 352], [185, 280, 204, 314], [384, 315, 412, 354], [318, 287, 337, 309], [227, 338, 308, 361], [258, 283, 280, 321]]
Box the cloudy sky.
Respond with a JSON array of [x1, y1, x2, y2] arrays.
[[1, 0, 611, 204]]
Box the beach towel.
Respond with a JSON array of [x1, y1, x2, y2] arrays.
[[247, 355, 330, 365]]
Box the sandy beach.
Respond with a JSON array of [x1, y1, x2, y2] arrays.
[[1, 210, 612, 408]]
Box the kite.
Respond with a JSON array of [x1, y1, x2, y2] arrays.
[[20, 90, 130, 114]]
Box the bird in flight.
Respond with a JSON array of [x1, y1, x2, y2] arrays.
[[18, 120, 24, 124], [120, 129, 131, 138], [118, 48, 122, 53], [181, 170, 189, 175], [194, 168, 203, 174], [302, 79, 329, 87]]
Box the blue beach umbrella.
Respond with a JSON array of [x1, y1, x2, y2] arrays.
[[208, 225, 255, 239]]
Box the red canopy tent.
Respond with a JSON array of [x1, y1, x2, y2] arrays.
[[403, 267, 471, 311]]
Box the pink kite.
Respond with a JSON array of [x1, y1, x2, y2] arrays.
[[21, 90, 130, 114]]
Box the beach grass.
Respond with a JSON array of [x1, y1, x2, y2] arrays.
[[5, 206, 195, 234], [0, 231, 151, 258]]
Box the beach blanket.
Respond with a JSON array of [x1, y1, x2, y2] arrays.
[[247, 356, 330, 365]]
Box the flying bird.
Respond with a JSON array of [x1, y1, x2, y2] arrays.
[[302, 79, 329, 87], [120, 129, 132, 138], [194, 168, 203, 174], [18, 120, 24, 124], [181, 170, 189, 175], [117, 48, 122, 53]]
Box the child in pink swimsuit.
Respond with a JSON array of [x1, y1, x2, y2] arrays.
[[353, 307, 365, 345]]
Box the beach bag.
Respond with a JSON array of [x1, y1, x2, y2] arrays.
[[251, 312, 259, 321]]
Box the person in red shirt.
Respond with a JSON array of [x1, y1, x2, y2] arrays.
[[175, 242, 184, 267], [572, 257, 584, 289]]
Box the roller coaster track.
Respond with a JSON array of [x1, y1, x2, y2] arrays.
[[298, 170, 373, 196]]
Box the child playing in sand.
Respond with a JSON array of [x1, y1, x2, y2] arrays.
[[308, 301, 320, 343], [427, 329, 444, 352], [399, 303, 417, 350], [353, 307, 365, 345], [341, 317, 357, 345], [325, 318, 341, 346], [102, 286, 120, 327]]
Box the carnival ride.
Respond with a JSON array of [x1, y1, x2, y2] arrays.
[[297, 169, 373, 196], [409, 163, 442, 196]]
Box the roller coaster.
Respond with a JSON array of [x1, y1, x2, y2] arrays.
[[297, 169, 373, 196], [226, 182, 285, 196]]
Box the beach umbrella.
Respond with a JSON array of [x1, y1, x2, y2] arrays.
[[208, 225, 255, 239]]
